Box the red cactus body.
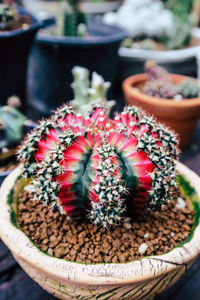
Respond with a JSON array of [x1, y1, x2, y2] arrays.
[[18, 105, 178, 227]]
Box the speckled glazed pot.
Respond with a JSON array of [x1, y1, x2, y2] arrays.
[[122, 74, 200, 149], [0, 163, 200, 300]]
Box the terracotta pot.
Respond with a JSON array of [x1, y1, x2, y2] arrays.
[[122, 74, 200, 149], [0, 163, 200, 299]]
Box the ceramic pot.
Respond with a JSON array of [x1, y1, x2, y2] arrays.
[[122, 73, 200, 149], [117, 29, 200, 86], [0, 162, 200, 299], [0, 7, 43, 108], [27, 17, 127, 119]]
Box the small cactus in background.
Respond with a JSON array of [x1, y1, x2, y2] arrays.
[[143, 60, 177, 98], [0, 1, 15, 30], [18, 68, 179, 228], [0, 97, 27, 153], [177, 78, 200, 99], [143, 60, 200, 100], [70, 66, 115, 116], [145, 60, 170, 82], [57, 0, 87, 37], [143, 80, 177, 99]]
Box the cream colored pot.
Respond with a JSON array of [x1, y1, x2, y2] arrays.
[[0, 163, 200, 300]]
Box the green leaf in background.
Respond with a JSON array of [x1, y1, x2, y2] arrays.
[[0, 106, 26, 146]]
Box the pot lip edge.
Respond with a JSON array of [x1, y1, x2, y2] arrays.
[[0, 6, 43, 38], [0, 162, 199, 285]]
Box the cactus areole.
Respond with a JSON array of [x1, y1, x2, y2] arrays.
[[18, 74, 179, 228]]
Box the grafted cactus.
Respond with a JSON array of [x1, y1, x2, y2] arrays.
[[57, 0, 86, 37], [18, 80, 179, 227], [0, 97, 26, 152]]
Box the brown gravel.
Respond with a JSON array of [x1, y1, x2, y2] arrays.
[[18, 190, 194, 263]]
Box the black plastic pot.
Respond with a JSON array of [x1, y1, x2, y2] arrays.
[[0, 7, 42, 108], [27, 17, 127, 119]]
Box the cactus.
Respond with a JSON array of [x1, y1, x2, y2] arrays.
[[0, 1, 15, 30], [70, 66, 115, 117], [18, 70, 179, 228], [177, 78, 200, 99], [57, 0, 87, 37], [0, 97, 26, 153], [143, 80, 177, 99], [145, 60, 171, 82], [144, 61, 177, 99]]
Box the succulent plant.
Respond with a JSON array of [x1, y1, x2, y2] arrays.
[[18, 69, 179, 228], [145, 60, 171, 82], [177, 78, 200, 99], [70, 66, 115, 116], [57, 0, 87, 37], [143, 60, 177, 98], [143, 80, 177, 99], [0, 96, 27, 154], [0, 1, 15, 30]]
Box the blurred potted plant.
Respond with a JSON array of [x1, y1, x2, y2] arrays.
[[27, 0, 126, 119], [123, 60, 200, 149], [0, 0, 42, 107], [0, 96, 35, 185], [103, 0, 200, 83], [80, 0, 122, 15], [0, 67, 200, 299]]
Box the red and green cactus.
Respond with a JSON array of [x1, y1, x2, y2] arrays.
[[18, 67, 179, 227], [18, 101, 179, 227]]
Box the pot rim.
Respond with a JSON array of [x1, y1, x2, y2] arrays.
[[119, 28, 200, 63], [35, 16, 127, 47], [0, 162, 200, 286], [0, 6, 43, 39], [122, 73, 200, 108]]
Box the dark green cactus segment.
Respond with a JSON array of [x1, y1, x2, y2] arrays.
[[70, 149, 93, 211], [177, 79, 200, 99], [153, 124, 179, 159], [18, 119, 55, 177], [32, 178, 60, 208], [138, 115, 157, 131], [54, 105, 75, 122], [137, 132, 177, 210], [32, 156, 65, 207], [91, 201, 124, 227], [90, 142, 126, 227], [117, 150, 138, 192], [58, 129, 79, 148], [124, 106, 141, 121], [149, 163, 176, 210]]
